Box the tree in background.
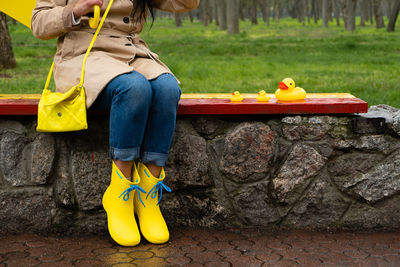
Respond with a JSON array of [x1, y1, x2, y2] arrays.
[[372, 0, 385, 28], [322, 0, 330, 27], [227, 0, 240, 34], [169, 0, 398, 33], [217, 0, 227, 30], [359, 0, 370, 26], [0, 12, 16, 69], [259, 0, 271, 26], [332, 0, 341, 26], [387, 0, 400, 32], [249, 0, 258, 24], [311, 0, 322, 24], [175, 13, 182, 27], [341, 0, 357, 31], [273, 0, 281, 22]]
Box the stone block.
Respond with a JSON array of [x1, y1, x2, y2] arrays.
[[191, 116, 226, 139], [71, 150, 111, 211], [231, 182, 280, 226], [362, 105, 400, 136], [330, 151, 400, 203], [341, 195, 400, 231], [162, 190, 228, 228], [0, 132, 30, 186], [351, 151, 400, 203], [53, 139, 75, 207], [328, 152, 384, 178], [52, 209, 107, 235], [0, 188, 56, 234], [166, 121, 211, 190], [354, 135, 400, 154], [352, 117, 386, 134], [273, 144, 327, 205], [306, 142, 333, 158], [219, 122, 274, 183], [281, 116, 331, 141], [31, 133, 55, 185], [0, 120, 27, 135], [282, 176, 351, 229], [332, 135, 400, 154]]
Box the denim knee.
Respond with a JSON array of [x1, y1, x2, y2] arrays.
[[112, 72, 153, 106], [151, 74, 181, 108]]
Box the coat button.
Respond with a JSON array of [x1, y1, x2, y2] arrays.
[[123, 17, 130, 24]]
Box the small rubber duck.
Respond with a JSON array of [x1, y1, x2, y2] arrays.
[[257, 90, 270, 102], [275, 78, 306, 101], [231, 91, 244, 103]]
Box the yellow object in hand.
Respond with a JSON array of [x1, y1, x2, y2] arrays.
[[89, 5, 100, 29]]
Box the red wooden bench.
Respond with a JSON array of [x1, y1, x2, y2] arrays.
[[0, 93, 368, 115]]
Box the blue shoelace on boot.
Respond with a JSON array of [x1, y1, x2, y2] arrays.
[[146, 181, 172, 206], [116, 170, 146, 206]]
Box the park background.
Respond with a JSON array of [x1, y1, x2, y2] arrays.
[[0, 0, 399, 108]]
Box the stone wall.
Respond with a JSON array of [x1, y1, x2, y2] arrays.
[[1, 105, 400, 235]]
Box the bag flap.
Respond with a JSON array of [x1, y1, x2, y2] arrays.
[[41, 85, 83, 106]]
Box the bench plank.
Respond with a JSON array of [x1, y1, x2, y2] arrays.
[[0, 93, 368, 115]]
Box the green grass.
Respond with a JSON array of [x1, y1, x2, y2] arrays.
[[1, 18, 400, 108]]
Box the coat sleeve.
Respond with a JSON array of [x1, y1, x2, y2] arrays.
[[31, 0, 80, 40], [151, 0, 199, 13]]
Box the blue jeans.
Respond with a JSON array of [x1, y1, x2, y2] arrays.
[[91, 71, 181, 166]]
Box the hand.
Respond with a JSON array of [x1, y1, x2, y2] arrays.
[[73, 0, 103, 18]]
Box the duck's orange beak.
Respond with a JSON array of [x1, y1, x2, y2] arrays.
[[279, 82, 289, 90]]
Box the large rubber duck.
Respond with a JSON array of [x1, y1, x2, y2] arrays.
[[275, 78, 306, 101], [231, 91, 244, 103]]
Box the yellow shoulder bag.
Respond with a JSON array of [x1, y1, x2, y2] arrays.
[[36, 0, 114, 132]]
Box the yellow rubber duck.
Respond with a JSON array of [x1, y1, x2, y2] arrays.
[[257, 90, 270, 102], [275, 78, 306, 102], [231, 91, 244, 103]]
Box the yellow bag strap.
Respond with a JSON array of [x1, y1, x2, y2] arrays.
[[44, 0, 115, 90]]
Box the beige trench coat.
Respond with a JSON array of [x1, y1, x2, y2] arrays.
[[31, 0, 199, 108]]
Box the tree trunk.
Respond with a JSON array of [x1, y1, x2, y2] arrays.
[[373, 0, 385, 28], [385, 0, 393, 17], [387, 0, 400, 31], [0, 12, 16, 69], [249, 0, 258, 24], [208, 0, 213, 24], [212, 0, 219, 26], [217, 0, 227, 30], [175, 13, 182, 27], [189, 11, 194, 23], [311, 0, 320, 23], [239, 0, 245, 21], [323, 0, 330, 27], [199, 0, 210, 26], [360, 0, 369, 26], [306, 0, 311, 24], [227, 0, 240, 34], [273, 0, 281, 22], [296, 0, 307, 25], [332, 0, 341, 26], [341, 0, 357, 31], [259, 0, 270, 26], [369, 0, 374, 24]]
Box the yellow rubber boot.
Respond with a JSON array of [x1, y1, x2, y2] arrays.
[[135, 162, 171, 244], [102, 162, 146, 246]]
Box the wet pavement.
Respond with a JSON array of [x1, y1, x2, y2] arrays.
[[1, 228, 400, 266]]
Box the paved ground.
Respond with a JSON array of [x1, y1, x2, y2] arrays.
[[1, 229, 400, 266]]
